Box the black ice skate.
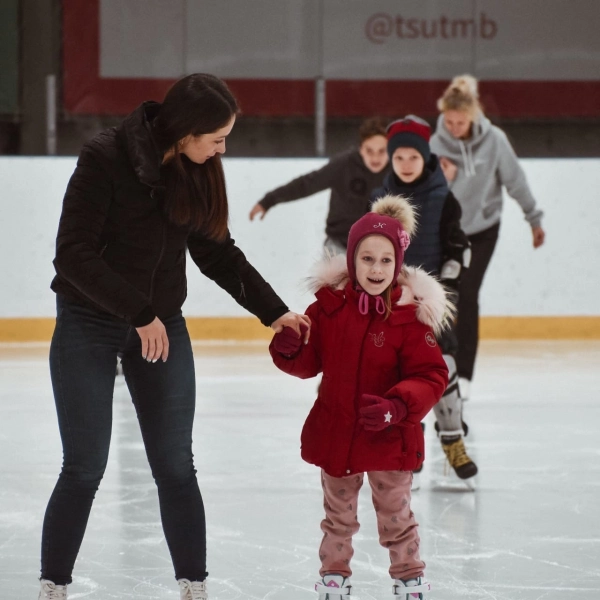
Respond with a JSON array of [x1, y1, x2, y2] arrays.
[[440, 434, 478, 479]]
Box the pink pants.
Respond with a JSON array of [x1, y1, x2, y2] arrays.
[[319, 470, 424, 580]]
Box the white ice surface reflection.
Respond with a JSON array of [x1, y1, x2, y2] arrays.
[[1, 340, 599, 599]]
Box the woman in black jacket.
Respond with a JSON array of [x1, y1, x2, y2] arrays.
[[40, 74, 310, 600]]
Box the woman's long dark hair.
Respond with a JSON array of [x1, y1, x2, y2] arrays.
[[152, 73, 239, 241]]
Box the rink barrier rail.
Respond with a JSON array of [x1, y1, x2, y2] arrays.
[[1, 316, 600, 343]]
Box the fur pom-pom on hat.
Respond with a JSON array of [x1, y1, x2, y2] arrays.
[[346, 194, 417, 283], [371, 195, 417, 237]]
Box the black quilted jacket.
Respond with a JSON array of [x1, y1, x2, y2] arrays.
[[51, 101, 289, 327]]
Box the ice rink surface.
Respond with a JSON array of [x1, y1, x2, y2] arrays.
[[1, 339, 599, 600]]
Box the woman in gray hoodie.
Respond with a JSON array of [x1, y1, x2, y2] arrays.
[[430, 75, 545, 401]]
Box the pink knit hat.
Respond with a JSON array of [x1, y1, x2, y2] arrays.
[[346, 195, 417, 284]]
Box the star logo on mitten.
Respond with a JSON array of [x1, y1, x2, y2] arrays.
[[384, 411, 392, 423]]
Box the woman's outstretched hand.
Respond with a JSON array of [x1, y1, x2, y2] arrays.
[[271, 311, 311, 344], [532, 226, 545, 249], [136, 317, 170, 363], [249, 203, 267, 221]]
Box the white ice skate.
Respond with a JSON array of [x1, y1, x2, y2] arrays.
[[38, 579, 68, 600], [315, 573, 352, 599], [178, 578, 207, 600], [392, 576, 430, 599]]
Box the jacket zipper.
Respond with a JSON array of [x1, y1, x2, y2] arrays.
[[238, 275, 246, 301], [344, 313, 372, 474], [148, 224, 167, 303]]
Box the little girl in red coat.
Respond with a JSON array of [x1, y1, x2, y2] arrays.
[[270, 194, 452, 600]]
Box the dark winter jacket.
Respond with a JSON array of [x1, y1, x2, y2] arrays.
[[371, 154, 469, 277], [270, 255, 450, 477], [51, 101, 289, 327], [259, 148, 389, 248]]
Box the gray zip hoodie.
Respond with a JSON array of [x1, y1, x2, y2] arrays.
[[430, 113, 543, 236]]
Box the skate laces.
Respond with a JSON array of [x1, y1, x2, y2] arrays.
[[39, 580, 67, 600], [178, 579, 207, 600], [443, 436, 471, 468]]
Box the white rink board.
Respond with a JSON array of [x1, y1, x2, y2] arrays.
[[0, 156, 598, 318]]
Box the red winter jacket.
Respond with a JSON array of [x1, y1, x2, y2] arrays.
[[270, 256, 450, 477]]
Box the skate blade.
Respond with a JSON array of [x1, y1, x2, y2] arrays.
[[431, 473, 476, 493]]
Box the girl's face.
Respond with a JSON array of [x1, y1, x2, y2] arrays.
[[179, 115, 236, 164], [392, 147, 425, 183], [359, 135, 389, 173], [355, 235, 396, 295], [443, 110, 472, 140]]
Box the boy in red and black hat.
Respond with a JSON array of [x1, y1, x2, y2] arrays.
[[371, 115, 477, 483]]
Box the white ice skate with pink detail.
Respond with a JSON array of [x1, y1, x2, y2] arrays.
[[392, 576, 430, 599], [315, 573, 352, 599]]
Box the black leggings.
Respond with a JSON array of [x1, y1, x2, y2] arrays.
[[456, 222, 500, 381]]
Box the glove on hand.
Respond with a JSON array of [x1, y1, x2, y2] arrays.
[[273, 324, 308, 356], [440, 259, 461, 280], [359, 394, 407, 431]]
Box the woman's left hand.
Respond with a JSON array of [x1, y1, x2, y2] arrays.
[[532, 226, 545, 248], [271, 311, 311, 344], [439, 156, 458, 182]]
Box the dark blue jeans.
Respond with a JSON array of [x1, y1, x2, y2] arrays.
[[42, 296, 207, 585]]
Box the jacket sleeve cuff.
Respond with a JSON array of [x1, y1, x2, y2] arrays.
[[529, 217, 543, 229], [391, 397, 408, 422], [261, 305, 290, 328], [131, 306, 156, 328], [259, 195, 277, 211]]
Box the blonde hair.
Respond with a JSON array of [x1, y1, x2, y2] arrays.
[[437, 74, 482, 119]]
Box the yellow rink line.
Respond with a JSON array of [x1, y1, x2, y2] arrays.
[[1, 316, 600, 343]]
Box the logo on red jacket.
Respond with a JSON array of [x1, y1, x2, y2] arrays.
[[369, 332, 385, 347], [425, 332, 437, 347]]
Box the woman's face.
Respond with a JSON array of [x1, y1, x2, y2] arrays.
[[359, 135, 389, 173], [179, 115, 236, 164], [355, 235, 396, 295], [443, 110, 472, 140]]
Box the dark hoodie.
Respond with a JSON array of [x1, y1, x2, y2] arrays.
[[371, 155, 468, 276], [258, 147, 389, 248], [51, 102, 289, 327]]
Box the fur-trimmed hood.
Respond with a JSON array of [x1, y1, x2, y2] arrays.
[[306, 253, 454, 335]]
